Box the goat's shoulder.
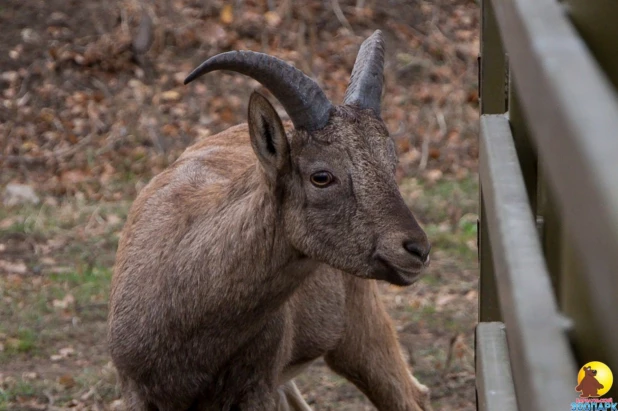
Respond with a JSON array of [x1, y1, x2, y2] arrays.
[[118, 123, 267, 255], [133, 119, 294, 215], [176, 123, 257, 178], [114, 123, 272, 286], [182, 123, 252, 157], [129, 123, 259, 215]]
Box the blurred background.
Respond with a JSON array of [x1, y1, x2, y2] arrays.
[[0, 0, 479, 409]]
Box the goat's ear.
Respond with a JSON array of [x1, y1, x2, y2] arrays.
[[248, 92, 290, 178]]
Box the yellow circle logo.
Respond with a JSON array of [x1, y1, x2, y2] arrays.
[[576, 361, 613, 397]]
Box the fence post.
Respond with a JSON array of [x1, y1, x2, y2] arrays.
[[479, 0, 507, 322]]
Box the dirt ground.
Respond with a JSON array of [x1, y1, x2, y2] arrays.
[[0, 0, 479, 409]]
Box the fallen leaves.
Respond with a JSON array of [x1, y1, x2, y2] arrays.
[[0, 0, 480, 408], [0, 0, 479, 204]]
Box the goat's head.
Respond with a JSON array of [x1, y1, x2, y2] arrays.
[[185, 30, 430, 286]]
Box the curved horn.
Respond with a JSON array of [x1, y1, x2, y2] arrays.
[[343, 30, 385, 115], [184, 51, 333, 131]]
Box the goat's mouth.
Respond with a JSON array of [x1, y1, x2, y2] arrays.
[[371, 255, 425, 286]]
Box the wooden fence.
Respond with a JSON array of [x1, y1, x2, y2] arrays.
[[476, 0, 618, 409]]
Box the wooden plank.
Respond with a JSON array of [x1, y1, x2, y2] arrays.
[[480, 0, 508, 115], [560, 234, 618, 399], [565, 0, 618, 89], [476, 322, 518, 411], [478, 0, 507, 323], [479, 193, 501, 322], [479, 114, 576, 410], [536, 172, 562, 296], [490, 0, 618, 371], [507, 76, 537, 212]]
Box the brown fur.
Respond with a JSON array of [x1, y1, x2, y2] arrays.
[[108, 93, 432, 410]]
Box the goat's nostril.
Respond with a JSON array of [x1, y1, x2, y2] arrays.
[[403, 241, 431, 263]]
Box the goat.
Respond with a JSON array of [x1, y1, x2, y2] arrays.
[[108, 30, 432, 411]]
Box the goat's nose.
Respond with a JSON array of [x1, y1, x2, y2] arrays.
[[403, 241, 431, 263]]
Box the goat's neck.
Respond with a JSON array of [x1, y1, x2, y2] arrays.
[[202, 167, 315, 316]]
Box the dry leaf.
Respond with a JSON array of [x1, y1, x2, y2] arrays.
[[264, 11, 281, 28], [160, 90, 181, 102], [58, 374, 75, 388], [220, 4, 234, 25], [0, 218, 16, 229], [162, 123, 179, 136], [425, 169, 443, 183], [106, 214, 122, 225], [1, 71, 19, 82], [465, 290, 478, 301], [436, 293, 457, 308], [59, 347, 75, 357], [52, 293, 75, 309], [0, 260, 27, 274], [22, 372, 38, 380], [61, 170, 88, 184], [40, 257, 57, 265], [110, 399, 125, 410]]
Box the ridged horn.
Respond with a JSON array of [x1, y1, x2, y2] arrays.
[[184, 51, 333, 131], [343, 30, 385, 115]]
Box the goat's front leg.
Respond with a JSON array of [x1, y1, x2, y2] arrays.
[[231, 386, 277, 411], [277, 380, 313, 411], [231, 380, 312, 411], [324, 278, 432, 411]]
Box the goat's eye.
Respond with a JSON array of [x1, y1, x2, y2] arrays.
[[310, 171, 334, 187]]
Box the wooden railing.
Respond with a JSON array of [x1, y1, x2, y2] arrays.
[[477, 0, 618, 409]]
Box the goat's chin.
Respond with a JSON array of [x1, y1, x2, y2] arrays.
[[369, 256, 424, 286]]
